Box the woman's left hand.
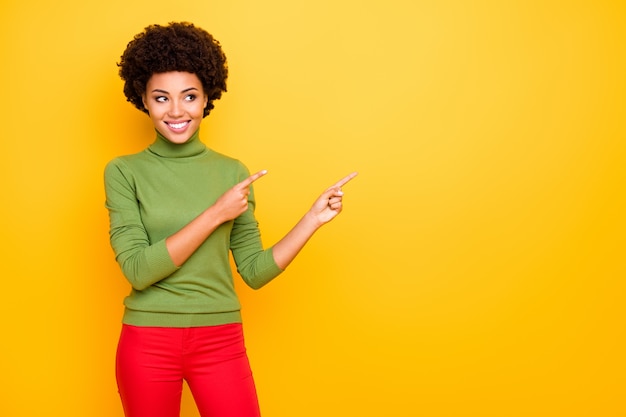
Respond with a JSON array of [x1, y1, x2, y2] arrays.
[[309, 172, 358, 225], [272, 171, 358, 269]]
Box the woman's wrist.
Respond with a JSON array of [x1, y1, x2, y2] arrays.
[[303, 210, 324, 231]]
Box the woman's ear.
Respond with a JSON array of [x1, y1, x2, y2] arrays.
[[141, 94, 150, 115]]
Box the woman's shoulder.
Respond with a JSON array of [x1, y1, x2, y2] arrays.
[[205, 148, 250, 172], [103, 149, 151, 178], [106, 147, 151, 162]]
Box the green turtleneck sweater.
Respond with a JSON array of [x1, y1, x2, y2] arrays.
[[104, 130, 283, 327]]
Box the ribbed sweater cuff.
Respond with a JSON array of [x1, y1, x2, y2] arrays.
[[145, 239, 179, 279]]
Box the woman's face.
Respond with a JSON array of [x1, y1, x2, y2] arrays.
[[142, 71, 208, 144]]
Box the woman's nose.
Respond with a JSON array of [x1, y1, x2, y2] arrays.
[[168, 101, 184, 117]]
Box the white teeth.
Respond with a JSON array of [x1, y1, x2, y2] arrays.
[[168, 122, 188, 129]]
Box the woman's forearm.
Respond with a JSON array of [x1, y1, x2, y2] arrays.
[[165, 205, 224, 266], [271, 212, 322, 270], [166, 170, 267, 266], [271, 171, 358, 270]]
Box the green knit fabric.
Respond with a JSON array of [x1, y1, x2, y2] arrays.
[[104, 129, 283, 327]]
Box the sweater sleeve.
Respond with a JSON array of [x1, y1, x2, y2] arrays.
[[104, 159, 179, 290], [230, 163, 284, 289]]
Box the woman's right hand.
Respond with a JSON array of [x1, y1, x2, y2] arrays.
[[213, 170, 268, 222], [166, 169, 267, 267]]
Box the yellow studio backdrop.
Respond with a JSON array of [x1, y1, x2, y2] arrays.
[[1, 0, 624, 416]]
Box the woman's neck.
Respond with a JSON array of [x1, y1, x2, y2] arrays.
[[148, 129, 206, 158]]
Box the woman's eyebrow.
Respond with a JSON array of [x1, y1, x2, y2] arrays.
[[150, 87, 199, 94]]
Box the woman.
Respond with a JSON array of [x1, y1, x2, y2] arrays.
[[104, 22, 356, 417]]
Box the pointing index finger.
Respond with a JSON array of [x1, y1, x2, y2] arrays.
[[331, 171, 358, 189], [239, 169, 268, 188]]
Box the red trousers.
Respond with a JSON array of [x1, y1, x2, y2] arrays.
[[116, 323, 261, 417]]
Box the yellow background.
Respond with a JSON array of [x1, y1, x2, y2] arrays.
[[1, 1, 625, 416]]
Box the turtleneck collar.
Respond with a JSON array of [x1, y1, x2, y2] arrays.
[[148, 129, 207, 158]]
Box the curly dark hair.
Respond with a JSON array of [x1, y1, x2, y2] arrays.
[[118, 22, 228, 118]]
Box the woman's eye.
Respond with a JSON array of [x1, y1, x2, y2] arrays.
[[185, 94, 196, 101], [156, 96, 167, 103]]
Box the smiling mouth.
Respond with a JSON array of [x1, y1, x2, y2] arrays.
[[166, 121, 190, 129]]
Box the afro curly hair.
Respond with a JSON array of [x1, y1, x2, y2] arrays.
[[118, 22, 228, 118]]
